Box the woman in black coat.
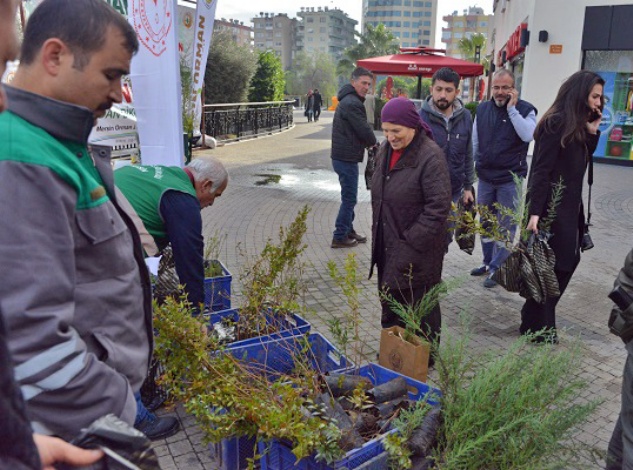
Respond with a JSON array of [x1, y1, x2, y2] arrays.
[[370, 98, 451, 345], [520, 70, 604, 342]]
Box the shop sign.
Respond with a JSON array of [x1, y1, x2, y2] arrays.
[[506, 23, 528, 61], [549, 44, 563, 54]]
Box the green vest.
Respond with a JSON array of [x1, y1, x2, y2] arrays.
[[0, 111, 109, 210], [114, 165, 197, 240]]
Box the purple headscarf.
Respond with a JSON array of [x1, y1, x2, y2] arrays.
[[380, 97, 434, 140]]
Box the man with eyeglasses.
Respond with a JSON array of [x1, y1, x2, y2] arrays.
[[470, 69, 537, 288]]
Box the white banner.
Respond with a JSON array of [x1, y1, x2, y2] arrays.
[[128, 0, 184, 166], [190, 0, 217, 136]]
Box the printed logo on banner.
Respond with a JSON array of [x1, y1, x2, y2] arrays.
[[203, 0, 215, 10], [183, 11, 193, 29], [131, 0, 173, 57]]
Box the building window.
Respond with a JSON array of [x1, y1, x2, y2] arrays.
[[423, 20, 431, 26], [320, 17, 327, 22], [454, 32, 463, 38], [393, 31, 400, 37], [404, 11, 411, 17], [403, 21, 410, 27], [424, 11, 431, 17], [425, 1, 432, 6], [403, 31, 410, 38], [275, 32, 281, 37], [454, 21, 463, 27], [413, 11, 421, 17], [480, 21, 488, 27], [423, 30, 430, 36], [307, 17, 314, 23], [320, 27, 326, 33], [422, 39, 430, 45], [413, 0, 422, 6], [402, 41, 410, 47], [404, 0, 411, 4]]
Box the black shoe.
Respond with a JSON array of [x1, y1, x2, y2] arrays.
[[483, 274, 497, 288], [134, 414, 181, 440], [470, 265, 489, 276], [348, 230, 367, 243], [331, 237, 358, 248]]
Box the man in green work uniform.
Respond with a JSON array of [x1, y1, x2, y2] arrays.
[[0, 0, 179, 441], [115, 156, 228, 311]]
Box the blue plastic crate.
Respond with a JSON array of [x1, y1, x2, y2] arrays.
[[208, 435, 257, 470], [207, 308, 311, 349], [228, 332, 353, 382], [208, 333, 352, 469], [258, 363, 441, 470], [204, 259, 231, 311]]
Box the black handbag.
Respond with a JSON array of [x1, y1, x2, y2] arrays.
[[492, 232, 560, 304], [365, 145, 377, 190], [455, 188, 476, 255]]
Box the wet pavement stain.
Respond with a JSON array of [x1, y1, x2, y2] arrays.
[[254, 174, 282, 185], [248, 167, 349, 198]]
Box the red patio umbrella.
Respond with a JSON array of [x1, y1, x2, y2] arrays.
[[357, 47, 484, 99]]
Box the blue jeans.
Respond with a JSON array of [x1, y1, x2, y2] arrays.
[[332, 159, 359, 241], [134, 392, 153, 426], [477, 179, 520, 272]]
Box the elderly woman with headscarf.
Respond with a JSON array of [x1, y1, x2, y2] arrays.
[[370, 98, 451, 347]]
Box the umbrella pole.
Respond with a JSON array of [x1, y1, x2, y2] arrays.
[[417, 75, 422, 99]]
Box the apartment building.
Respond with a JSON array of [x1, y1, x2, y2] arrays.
[[214, 18, 253, 48], [441, 6, 493, 57], [296, 6, 357, 60], [252, 13, 298, 70], [363, 0, 437, 48]]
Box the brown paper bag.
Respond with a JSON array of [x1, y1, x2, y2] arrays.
[[379, 326, 430, 383]]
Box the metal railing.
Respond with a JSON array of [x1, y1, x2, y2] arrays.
[[202, 101, 295, 143]]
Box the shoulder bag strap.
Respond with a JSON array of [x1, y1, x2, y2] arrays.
[[587, 151, 593, 226]]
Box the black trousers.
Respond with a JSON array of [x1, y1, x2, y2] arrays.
[[607, 339, 633, 470], [519, 266, 576, 334]]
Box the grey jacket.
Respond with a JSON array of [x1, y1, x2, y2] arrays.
[[0, 86, 153, 439]]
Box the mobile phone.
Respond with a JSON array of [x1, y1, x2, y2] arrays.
[[588, 110, 601, 122]]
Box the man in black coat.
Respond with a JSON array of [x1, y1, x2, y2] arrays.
[[330, 67, 378, 248], [607, 247, 633, 469], [313, 88, 323, 121]]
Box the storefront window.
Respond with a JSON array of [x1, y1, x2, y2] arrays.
[[585, 50, 633, 162]]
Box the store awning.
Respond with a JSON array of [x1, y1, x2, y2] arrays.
[[357, 47, 484, 78], [357, 48, 484, 99]]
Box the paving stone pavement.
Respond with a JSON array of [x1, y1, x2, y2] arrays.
[[151, 109, 633, 469]]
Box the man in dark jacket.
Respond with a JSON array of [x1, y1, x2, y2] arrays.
[[331, 67, 378, 248], [313, 88, 323, 121], [607, 247, 633, 469], [470, 69, 536, 288], [419, 67, 475, 248]]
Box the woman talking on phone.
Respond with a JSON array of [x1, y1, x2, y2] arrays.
[[520, 70, 604, 343]]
